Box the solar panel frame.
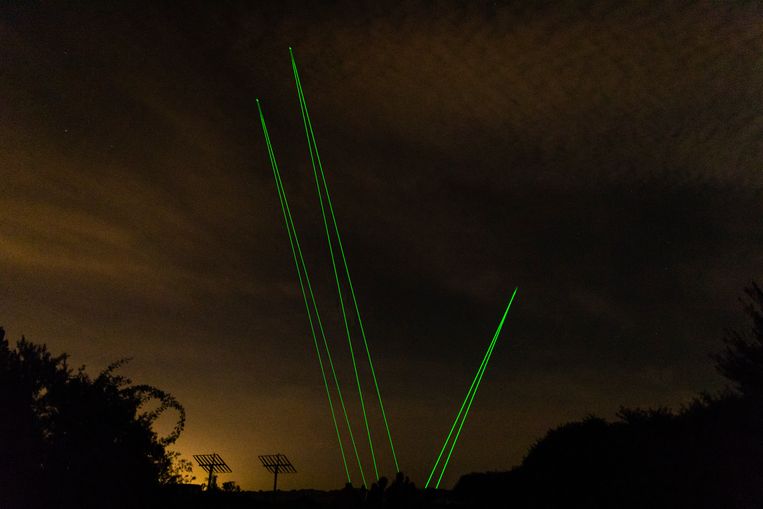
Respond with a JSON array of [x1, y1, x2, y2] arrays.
[[258, 453, 297, 474], [193, 453, 232, 474]]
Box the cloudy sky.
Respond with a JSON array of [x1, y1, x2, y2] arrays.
[[2, 0, 762, 490]]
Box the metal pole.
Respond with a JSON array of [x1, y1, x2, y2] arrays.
[[208, 468, 214, 492], [274, 464, 279, 492]]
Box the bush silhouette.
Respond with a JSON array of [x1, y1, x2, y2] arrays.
[[0, 328, 185, 509]]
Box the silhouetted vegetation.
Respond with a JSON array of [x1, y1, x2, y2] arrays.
[[454, 281, 763, 508], [222, 480, 242, 493], [713, 282, 763, 402], [0, 328, 186, 509]]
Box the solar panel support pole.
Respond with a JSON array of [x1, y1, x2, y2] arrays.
[[259, 453, 296, 497], [193, 453, 231, 493]]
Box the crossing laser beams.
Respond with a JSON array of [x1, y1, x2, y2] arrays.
[[425, 287, 519, 489]]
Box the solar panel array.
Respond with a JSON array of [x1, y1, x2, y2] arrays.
[[258, 453, 296, 474], [193, 453, 232, 474]]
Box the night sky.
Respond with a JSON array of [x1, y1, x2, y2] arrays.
[[2, 0, 762, 491]]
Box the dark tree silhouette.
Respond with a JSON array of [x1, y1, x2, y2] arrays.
[[453, 282, 763, 508], [221, 480, 241, 493], [0, 328, 185, 509], [713, 282, 763, 400]]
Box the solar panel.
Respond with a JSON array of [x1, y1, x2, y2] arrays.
[[258, 454, 296, 474], [193, 453, 231, 490], [258, 453, 296, 491], [193, 453, 232, 473]]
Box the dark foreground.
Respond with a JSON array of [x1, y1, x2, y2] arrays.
[[154, 484, 448, 509]]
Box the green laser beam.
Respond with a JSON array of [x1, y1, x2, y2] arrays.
[[290, 61, 379, 481], [424, 314, 501, 488], [262, 105, 367, 487], [257, 100, 367, 486], [263, 111, 368, 489], [290, 52, 379, 479], [435, 287, 518, 488], [267, 124, 368, 490], [257, 100, 350, 482], [289, 50, 380, 479], [271, 140, 370, 490], [291, 47, 399, 475], [425, 288, 518, 488], [434, 288, 518, 487]]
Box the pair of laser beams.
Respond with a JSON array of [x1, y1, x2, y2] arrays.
[[425, 288, 518, 488], [291, 48, 398, 482], [257, 49, 518, 489]]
